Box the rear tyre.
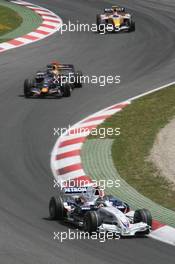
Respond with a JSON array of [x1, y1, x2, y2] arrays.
[[84, 211, 102, 234], [49, 196, 65, 220], [75, 71, 83, 88], [24, 79, 33, 98], [134, 209, 152, 227]]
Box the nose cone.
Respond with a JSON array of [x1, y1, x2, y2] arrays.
[[113, 17, 121, 27]]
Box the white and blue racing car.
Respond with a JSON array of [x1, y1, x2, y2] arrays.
[[49, 186, 152, 237]]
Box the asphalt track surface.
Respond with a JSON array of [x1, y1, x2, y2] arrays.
[[0, 0, 175, 263]]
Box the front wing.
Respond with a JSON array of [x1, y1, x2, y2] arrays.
[[98, 222, 151, 236]]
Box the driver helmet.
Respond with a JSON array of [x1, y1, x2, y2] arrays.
[[51, 61, 60, 76], [94, 186, 105, 198], [112, 6, 118, 12]]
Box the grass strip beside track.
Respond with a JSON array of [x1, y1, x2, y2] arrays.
[[0, 0, 42, 43], [81, 139, 175, 227], [0, 4, 22, 37], [88, 84, 175, 211]]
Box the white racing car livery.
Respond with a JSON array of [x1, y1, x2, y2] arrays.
[[49, 186, 152, 237]]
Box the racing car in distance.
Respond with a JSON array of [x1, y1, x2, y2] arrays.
[[49, 187, 152, 237], [23, 62, 83, 98], [96, 6, 135, 33]]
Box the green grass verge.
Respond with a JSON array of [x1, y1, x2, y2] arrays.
[[0, 5, 22, 37], [89, 85, 175, 211], [81, 139, 175, 226]]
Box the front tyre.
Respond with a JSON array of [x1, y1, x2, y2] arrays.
[[96, 14, 106, 34], [24, 79, 33, 98], [49, 196, 65, 220], [62, 83, 71, 97], [84, 211, 102, 234], [134, 209, 152, 227], [129, 21, 135, 32]]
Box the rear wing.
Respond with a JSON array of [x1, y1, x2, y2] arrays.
[[104, 8, 113, 13], [53, 175, 102, 197], [61, 186, 104, 199], [58, 64, 74, 70], [63, 186, 88, 194], [104, 7, 126, 13]]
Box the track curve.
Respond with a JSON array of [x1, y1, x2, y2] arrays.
[[0, 0, 175, 263]]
